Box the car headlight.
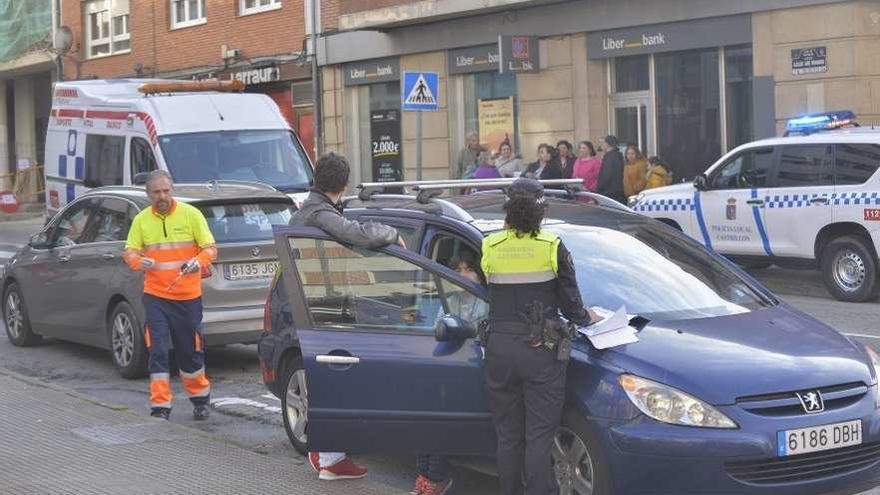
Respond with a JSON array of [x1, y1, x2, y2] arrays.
[[619, 374, 738, 429], [866, 346, 880, 409]]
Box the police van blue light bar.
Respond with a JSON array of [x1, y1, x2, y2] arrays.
[[785, 110, 858, 135]]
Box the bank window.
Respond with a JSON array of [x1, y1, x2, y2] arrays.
[[725, 45, 753, 150], [834, 143, 880, 185], [710, 148, 773, 190], [85, 0, 130, 58], [290, 237, 447, 333], [130, 137, 157, 179], [241, 0, 281, 15], [85, 134, 125, 187], [464, 71, 518, 154], [614, 55, 649, 93], [171, 0, 206, 28], [773, 145, 832, 188]]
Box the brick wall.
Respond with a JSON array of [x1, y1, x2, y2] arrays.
[[62, 0, 309, 80]]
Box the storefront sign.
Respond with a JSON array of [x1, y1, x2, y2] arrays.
[[229, 66, 281, 86], [499, 36, 539, 73], [587, 14, 751, 59], [791, 47, 827, 75], [478, 97, 516, 155], [345, 58, 400, 86], [370, 109, 403, 184], [448, 44, 500, 74]]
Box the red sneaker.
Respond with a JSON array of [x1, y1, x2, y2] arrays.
[[409, 474, 429, 495], [422, 478, 452, 495], [318, 457, 368, 480], [308, 452, 320, 472]]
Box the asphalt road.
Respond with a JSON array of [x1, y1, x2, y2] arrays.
[[2, 216, 879, 494]]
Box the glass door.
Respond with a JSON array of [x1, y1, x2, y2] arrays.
[[611, 95, 653, 156]]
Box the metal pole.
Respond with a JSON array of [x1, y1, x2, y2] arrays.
[[310, 0, 323, 156], [416, 111, 423, 180]]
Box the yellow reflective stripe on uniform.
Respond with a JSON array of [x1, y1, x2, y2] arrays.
[[144, 241, 197, 251], [487, 271, 557, 284]]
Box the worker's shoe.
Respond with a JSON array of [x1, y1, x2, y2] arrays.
[[318, 457, 368, 480], [308, 452, 321, 472], [192, 404, 210, 421], [421, 478, 453, 495], [150, 407, 171, 420]]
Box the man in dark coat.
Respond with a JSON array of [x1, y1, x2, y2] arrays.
[[597, 135, 626, 204]]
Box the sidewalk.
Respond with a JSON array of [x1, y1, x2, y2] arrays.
[[0, 368, 403, 495]]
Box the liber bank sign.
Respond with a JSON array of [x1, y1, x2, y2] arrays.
[[587, 14, 751, 59]]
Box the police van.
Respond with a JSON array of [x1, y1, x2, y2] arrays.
[[45, 79, 313, 218], [631, 111, 880, 302]]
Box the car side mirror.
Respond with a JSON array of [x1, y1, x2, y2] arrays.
[[693, 174, 708, 191], [133, 172, 149, 185], [434, 315, 477, 342]]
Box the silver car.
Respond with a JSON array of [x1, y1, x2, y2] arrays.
[[1, 181, 294, 378]]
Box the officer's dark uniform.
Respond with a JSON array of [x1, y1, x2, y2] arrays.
[[481, 180, 590, 495]]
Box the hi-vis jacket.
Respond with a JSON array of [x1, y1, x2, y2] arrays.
[[124, 199, 217, 300], [481, 229, 590, 333]]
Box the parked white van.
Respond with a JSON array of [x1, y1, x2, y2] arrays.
[[45, 79, 313, 218]]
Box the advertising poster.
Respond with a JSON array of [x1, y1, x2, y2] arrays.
[[478, 97, 516, 155], [370, 109, 403, 185]]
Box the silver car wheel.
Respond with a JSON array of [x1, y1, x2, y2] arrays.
[[111, 312, 135, 367], [5, 291, 22, 339], [286, 369, 308, 444], [553, 426, 595, 495], [832, 250, 865, 292]]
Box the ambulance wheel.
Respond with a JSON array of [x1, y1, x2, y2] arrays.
[[281, 354, 309, 455], [109, 301, 148, 379], [821, 236, 879, 302], [554, 408, 611, 495], [3, 282, 41, 346]]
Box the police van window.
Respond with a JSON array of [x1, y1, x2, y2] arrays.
[[710, 148, 774, 190], [94, 198, 132, 242], [84, 134, 125, 187], [130, 137, 157, 179], [834, 143, 880, 185], [773, 144, 832, 188]]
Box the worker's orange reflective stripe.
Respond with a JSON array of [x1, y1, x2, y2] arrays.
[[150, 373, 172, 408], [144, 326, 151, 348], [194, 332, 202, 353], [180, 367, 210, 398]]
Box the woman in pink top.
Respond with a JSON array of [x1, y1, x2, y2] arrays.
[[572, 141, 601, 191]]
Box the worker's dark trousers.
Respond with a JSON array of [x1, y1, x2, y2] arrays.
[[486, 332, 566, 495]]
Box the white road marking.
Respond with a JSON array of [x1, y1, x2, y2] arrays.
[[0, 251, 16, 258], [210, 396, 282, 414], [844, 333, 880, 341], [261, 393, 281, 402]]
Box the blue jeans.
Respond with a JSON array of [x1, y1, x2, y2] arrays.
[[416, 454, 449, 483]]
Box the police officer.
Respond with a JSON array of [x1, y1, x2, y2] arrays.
[[481, 178, 592, 495]]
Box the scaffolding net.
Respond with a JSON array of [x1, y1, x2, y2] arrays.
[[0, 0, 52, 64]]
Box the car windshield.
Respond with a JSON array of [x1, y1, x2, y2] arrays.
[[197, 201, 294, 243], [159, 130, 313, 193], [541, 223, 772, 321]]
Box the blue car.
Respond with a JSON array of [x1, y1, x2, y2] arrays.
[[258, 188, 880, 495]]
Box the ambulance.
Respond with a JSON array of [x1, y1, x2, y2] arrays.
[[631, 111, 880, 303], [44, 79, 313, 218]]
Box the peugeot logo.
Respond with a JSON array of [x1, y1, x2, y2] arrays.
[[796, 390, 824, 414], [251, 247, 261, 257]]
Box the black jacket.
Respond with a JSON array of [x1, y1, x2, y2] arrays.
[[558, 156, 576, 179], [597, 149, 625, 202], [524, 159, 562, 180], [290, 190, 399, 248]]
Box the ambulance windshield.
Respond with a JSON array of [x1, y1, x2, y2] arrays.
[[159, 130, 312, 193]]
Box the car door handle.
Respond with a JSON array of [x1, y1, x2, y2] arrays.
[[746, 199, 764, 206], [316, 355, 360, 365], [58, 254, 71, 263], [102, 253, 115, 260], [810, 197, 829, 204]]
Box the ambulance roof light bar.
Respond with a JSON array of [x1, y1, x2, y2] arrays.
[[785, 110, 858, 136], [138, 80, 245, 95]]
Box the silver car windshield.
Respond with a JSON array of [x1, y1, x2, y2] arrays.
[[159, 130, 313, 193], [544, 223, 773, 321]]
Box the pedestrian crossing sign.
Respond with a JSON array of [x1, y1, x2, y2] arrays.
[[402, 72, 439, 111]]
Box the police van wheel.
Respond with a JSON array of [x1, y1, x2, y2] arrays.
[[821, 236, 879, 302], [554, 408, 610, 495], [281, 354, 309, 455], [109, 301, 148, 379], [3, 282, 41, 347]]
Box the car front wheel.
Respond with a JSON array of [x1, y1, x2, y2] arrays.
[[282, 354, 309, 455], [108, 301, 148, 379], [821, 236, 878, 302], [553, 408, 611, 495], [3, 282, 41, 346]]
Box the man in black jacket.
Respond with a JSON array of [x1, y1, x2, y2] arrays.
[[597, 135, 626, 204], [290, 152, 403, 481]]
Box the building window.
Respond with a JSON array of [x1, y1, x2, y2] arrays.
[[724, 45, 754, 151], [464, 71, 517, 155], [613, 55, 650, 93], [85, 0, 130, 58], [171, 0, 206, 29], [241, 0, 281, 15]]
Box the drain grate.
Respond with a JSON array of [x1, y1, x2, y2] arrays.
[[71, 423, 189, 446]]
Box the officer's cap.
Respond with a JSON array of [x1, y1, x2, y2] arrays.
[[506, 178, 545, 205]]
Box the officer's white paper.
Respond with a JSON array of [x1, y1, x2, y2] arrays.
[[577, 306, 639, 349]]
